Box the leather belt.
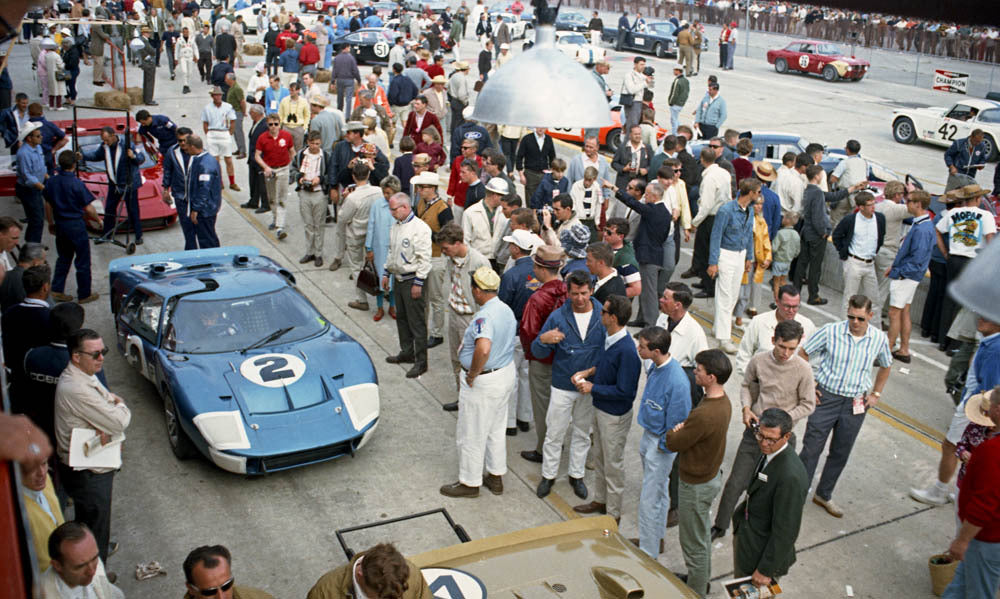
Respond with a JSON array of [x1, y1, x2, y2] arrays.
[[463, 367, 499, 375], [849, 253, 874, 264]]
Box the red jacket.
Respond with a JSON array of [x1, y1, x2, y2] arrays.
[[403, 111, 443, 144], [414, 141, 447, 170], [276, 30, 299, 50], [299, 42, 320, 65], [425, 64, 445, 79], [519, 279, 567, 363], [958, 434, 1000, 542], [447, 154, 483, 207]]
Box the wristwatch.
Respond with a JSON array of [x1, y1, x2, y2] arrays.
[[871, 391, 881, 397]]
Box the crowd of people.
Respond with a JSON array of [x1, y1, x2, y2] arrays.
[[2, 0, 1000, 598]]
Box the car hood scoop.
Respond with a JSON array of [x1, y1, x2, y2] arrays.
[[223, 367, 336, 415]]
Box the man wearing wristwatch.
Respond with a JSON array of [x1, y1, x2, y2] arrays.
[[797, 294, 892, 519]]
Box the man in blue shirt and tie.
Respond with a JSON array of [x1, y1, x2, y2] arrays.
[[15, 122, 49, 243], [162, 127, 197, 250], [44, 152, 99, 304], [708, 178, 756, 354], [184, 134, 223, 249]]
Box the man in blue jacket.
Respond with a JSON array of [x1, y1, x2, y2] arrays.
[[162, 127, 196, 250], [709, 178, 757, 354], [570, 294, 640, 522], [614, 179, 670, 328], [531, 270, 606, 500], [136, 110, 178, 155], [184, 134, 222, 249], [44, 152, 99, 304], [885, 190, 934, 364], [79, 127, 145, 245], [634, 325, 691, 558], [944, 129, 988, 180]]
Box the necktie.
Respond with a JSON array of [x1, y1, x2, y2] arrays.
[[752, 454, 767, 481]]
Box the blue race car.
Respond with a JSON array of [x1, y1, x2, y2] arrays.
[[109, 246, 379, 474], [602, 20, 677, 57]]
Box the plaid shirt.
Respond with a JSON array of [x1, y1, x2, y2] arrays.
[[803, 320, 892, 397], [448, 254, 474, 314]]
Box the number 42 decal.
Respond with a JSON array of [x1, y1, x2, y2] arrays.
[[938, 123, 958, 141]]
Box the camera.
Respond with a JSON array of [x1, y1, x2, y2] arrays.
[[643, 66, 655, 77]]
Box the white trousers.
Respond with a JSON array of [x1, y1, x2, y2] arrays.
[[506, 343, 533, 427], [541, 386, 594, 480], [178, 56, 193, 86], [842, 256, 879, 316], [713, 248, 745, 341], [457, 362, 515, 486]]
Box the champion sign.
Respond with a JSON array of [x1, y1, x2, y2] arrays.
[[933, 69, 969, 94]]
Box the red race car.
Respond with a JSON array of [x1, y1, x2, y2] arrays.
[[299, 0, 339, 14], [0, 117, 177, 233], [546, 104, 668, 153], [766, 40, 869, 82]]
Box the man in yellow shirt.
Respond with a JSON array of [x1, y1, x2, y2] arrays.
[[21, 460, 65, 571], [278, 81, 311, 151]]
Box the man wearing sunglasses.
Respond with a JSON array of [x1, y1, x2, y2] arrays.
[[54, 329, 131, 565], [184, 545, 273, 599]]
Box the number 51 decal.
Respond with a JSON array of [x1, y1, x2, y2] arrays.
[[938, 123, 958, 141]]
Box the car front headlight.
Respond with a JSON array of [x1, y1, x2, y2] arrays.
[[339, 382, 380, 430], [192, 411, 251, 450]]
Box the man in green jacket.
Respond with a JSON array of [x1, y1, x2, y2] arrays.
[[732, 408, 809, 589], [307, 543, 432, 599], [667, 64, 689, 136]]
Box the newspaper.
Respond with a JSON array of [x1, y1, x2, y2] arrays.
[[722, 577, 782, 598], [69, 428, 125, 470]]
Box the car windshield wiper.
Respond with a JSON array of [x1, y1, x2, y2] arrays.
[[240, 326, 295, 354]]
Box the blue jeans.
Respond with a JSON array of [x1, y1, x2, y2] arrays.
[[943, 539, 1000, 599], [638, 429, 676, 558], [669, 104, 683, 135]]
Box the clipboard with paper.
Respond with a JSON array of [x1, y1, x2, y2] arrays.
[[69, 428, 125, 470]]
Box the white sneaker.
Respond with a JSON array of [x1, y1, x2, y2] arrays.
[[909, 484, 952, 506], [720, 340, 739, 354]]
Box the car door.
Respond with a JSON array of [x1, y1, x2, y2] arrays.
[[117, 289, 165, 382], [795, 43, 815, 73], [934, 104, 976, 144]]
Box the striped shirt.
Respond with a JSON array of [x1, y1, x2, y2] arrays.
[[803, 320, 892, 397]]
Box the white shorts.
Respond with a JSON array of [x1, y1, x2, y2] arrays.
[[945, 397, 971, 445], [206, 130, 235, 157], [889, 278, 919, 309]]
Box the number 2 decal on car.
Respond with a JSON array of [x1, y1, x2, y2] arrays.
[[240, 353, 307, 387], [938, 123, 958, 141]]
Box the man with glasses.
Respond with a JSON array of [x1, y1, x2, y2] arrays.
[[734, 284, 816, 378], [798, 294, 892, 518], [731, 408, 809, 589], [41, 522, 123, 598], [254, 114, 294, 241], [54, 329, 131, 565], [183, 544, 273, 599], [832, 191, 886, 316]]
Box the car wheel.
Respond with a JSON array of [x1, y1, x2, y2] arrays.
[[892, 117, 916, 144], [163, 389, 198, 460], [983, 135, 999, 162], [822, 65, 838, 82], [775, 58, 788, 73], [605, 128, 622, 154], [653, 42, 664, 58]]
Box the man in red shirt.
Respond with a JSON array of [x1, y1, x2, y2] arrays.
[[275, 24, 299, 52], [253, 113, 294, 240], [446, 138, 483, 224], [403, 95, 443, 144], [298, 32, 321, 80], [425, 54, 446, 80], [518, 245, 568, 463], [944, 386, 1000, 599]]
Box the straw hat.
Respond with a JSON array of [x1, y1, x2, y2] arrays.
[[965, 391, 996, 427]]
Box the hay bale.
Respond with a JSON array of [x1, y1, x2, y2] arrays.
[[94, 90, 131, 109], [244, 42, 265, 55], [314, 69, 331, 83], [125, 87, 143, 105]]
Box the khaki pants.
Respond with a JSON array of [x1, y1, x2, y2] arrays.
[[841, 256, 879, 316], [528, 360, 553, 453], [591, 408, 632, 518], [874, 245, 897, 317], [425, 256, 447, 338], [678, 45, 695, 75], [264, 166, 288, 230], [284, 125, 305, 152], [448, 309, 475, 390], [345, 234, 367, 301], [298, 189, 326, 257]]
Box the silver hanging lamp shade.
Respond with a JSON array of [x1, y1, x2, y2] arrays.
[[948, 236, 1000, 324], [471, 24, 613, 129]]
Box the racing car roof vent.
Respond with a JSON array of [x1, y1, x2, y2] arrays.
[[591, 567, 643, 599], [196, 278, 220, 292], [233, 255, 251, 267], [149, 263, 170, 277]]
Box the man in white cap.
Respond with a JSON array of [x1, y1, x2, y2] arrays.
[[667, 63, 689, 135], [498, 228, 540, 436], [440, 265, 518, 498], [496, 42, 513, 68], [463, 177, 509, 270]]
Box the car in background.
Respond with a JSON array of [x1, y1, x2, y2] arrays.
[[554, 31, 590, 56], [402, 0, 450, 14], [891, 98, 1000, 162], [546, 103, 667, 154], [766, 40, 870, 82], [298, 0, 337, 14], [601, 20, 676, 58], [331, 27, 396, 64], [487, 11, 532, 39], [555, 11, 589, 32], [0, 117, 177, 232], [109, 246, 380, 474]]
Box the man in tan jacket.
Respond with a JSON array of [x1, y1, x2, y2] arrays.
[[307, 543, 432, 599]]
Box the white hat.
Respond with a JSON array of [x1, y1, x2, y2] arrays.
[[61, 28, 72, 36], [411, 171, 440, 187], [41, 37, 57, 49], [502, 228, 539, 251], [672, 63, 684, 71], [255, 61, 267, 73], [500, 42, 510, 49], [17, 121, 42, 143], [462, 105, 475, 119], [484, 177, 509, 195]]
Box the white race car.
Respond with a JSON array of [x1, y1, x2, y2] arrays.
[[554, 31, 589, 56], [891, 98, 1000, 162]]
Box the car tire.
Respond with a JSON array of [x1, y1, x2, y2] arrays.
[[822, 65, 838, 82], [892, 117, 916, 144], [163, 389, 198, 460], [775, 58, 788, 74], [605, 128, 622, 154], [654, 42, 664, 58], [983, 135, 999, 162]]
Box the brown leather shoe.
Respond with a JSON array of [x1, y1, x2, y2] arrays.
[[812, 495, 844, 518], [229, 183, 241, 191], [483, 473, 503, 495], [440, 481, 479, 498], [78, 293, 100, 304], [572, 501, 607, 515]]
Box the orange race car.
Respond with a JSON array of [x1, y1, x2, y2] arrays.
[[545, 103, 668, 153]]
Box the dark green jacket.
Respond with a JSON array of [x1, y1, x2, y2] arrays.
[[667, 75, 689, 107], [732, 446, 809, 580]]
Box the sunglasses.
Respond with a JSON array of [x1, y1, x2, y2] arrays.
[[191, 577, 235, 597], [77, 348, 109, 360], [708, 144, 722, 149], [847, 315, 867, 322], [755, 432, 784, 444], [267, 123, 281, 127]]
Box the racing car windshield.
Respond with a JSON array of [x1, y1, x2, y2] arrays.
[[167, 288, 327, 354], [816, 43, 843, 56], [560, 13, 587, 24], [76, 139, 158, 172]]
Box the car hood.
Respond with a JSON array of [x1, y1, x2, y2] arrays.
[[827, 55, 868, 65]]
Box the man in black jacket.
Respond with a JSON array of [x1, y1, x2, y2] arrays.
[[242, 104, 270, 212], [2, 265, 52, 401], [587, 242, 627, 304], [831, 191, 885, 315], [613, 180, 670, 327], [516, 128, 555, 205]]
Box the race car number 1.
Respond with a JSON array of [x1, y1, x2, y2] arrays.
[[240, 353, 306, 387]]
